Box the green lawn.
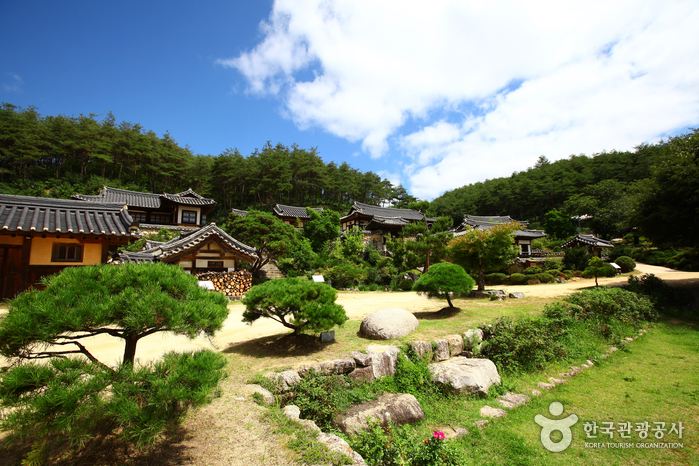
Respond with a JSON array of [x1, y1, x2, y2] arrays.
[[435, 321, 699, 465]]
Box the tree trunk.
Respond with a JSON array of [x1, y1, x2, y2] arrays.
[[446, 294, 454, 308], [123, 334, 139, 366], [477, 259, 485, 291]]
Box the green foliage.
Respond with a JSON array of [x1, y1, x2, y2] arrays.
[[636, 128, 699, 247], [484, 273, 507, 285], [412, 262, 475, 308], [224, 210, 299, 277], [325, 262, 368, 288], [350, 421, 459, 466], [334, 227, 365, 260], [277, 236, 318, 277], [563, 246, 593, 271], [242, 278, 348, 334], [0, 263, 229, 365], [523, 265, 543, 275], [582, 257, 616, 285], [563, 287, 657, 325], [121, 227, 179, 252], [614, 255, 636, 273], [449, 222, 520, 291], [303, 208, 341, 252], [399, 278, 415, 291], [544, 208, 576, 239], [626, 274, 697, 320], [400, 216, 454, 271], [0, 350, 226, 454], [508, 273, 527, 285]]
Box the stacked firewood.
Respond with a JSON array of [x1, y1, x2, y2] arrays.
[[195, 270, 253, 297]]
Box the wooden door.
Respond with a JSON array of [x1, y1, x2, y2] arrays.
[[0, 246, 21, 300]]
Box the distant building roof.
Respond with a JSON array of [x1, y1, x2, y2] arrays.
[[0, 194, 138, 237], [561, 234, 614, 249], [341, 202, 425, 223], [230, 208, 248, 217], [73, 186, 215, 209], [273, 204, 323, 220], [453, 214, 543, 240], [118, 223, 257, 263]]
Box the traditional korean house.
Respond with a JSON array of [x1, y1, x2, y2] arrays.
[[561, 234, 614, 257], [340, 202, 428, 252], [272, 204, 323, 228], [453, 215, 547, 258], [0, 194, 139, 300], [73, 186, 216, 234], [117, 223, 256, 274]]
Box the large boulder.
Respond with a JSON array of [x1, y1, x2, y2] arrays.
[[429, 357, 501, 396], [317, 433, 367, 466], [359, 308, 419, 340], [367, 345, 400, 379], [337, 393, 425, 434]]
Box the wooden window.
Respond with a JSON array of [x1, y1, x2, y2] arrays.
[[207, 261, 224, 268], [52, 243, 83, 262], [131, 212, 147, 223], [181, 210, 197, 224], [150, 213, 171, 224]]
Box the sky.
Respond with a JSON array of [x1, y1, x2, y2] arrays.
[[2, 1, 698, 200]]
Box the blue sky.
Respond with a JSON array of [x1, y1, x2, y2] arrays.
[[2, 1, 698, 200]]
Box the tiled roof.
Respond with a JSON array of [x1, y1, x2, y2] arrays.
[[561, 234, 614, 249], [273, 204, 323, 219], [142, 223, 257, 260], [342, 202, 425, 222], [461, 215, 529, 230], [514, 229, 547, 239], [0, 194, 137, 237], [366, 216, 411, 229], [231, 208, 248, 217], [138, 223, 199, 232], [73, 186, 215, 209]]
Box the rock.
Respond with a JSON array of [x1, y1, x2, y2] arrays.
[[359, 308, 419, 340], [480, 405, 507, 418], [443, 427, 469, 439], [269, 370, 301, 391], [609, 346, 618, 353], [317, 433, 367, 466], [508, 292, 525, 299], [409, 341, 433, 360], [531, 389, 542, 397], [537, 382, 554, 390], [581, 363, 590, 369], [296, 364, 322, 377], [247, 384, 275, 405], [625, 337, 634, 342], [367, 345, 400, 379], [429, 357, 501, 396], [352, 351, 373, 367], [283, 405, 301, 420], [548, 377, 567, 385], [474, 419, 489, 428], [586, 360, 594, 366], [338, 393, 425, 434], [445, 334, 464, 357], [433, 339, 450, 361], [497, 392, 530, 409], [569, 366, 582, 375], [489, 290, 507, 300], [348, 366, 375, 383], [469, 291, 492, 299], [463, 329, 484, 352], [320, 358, 356, 375]]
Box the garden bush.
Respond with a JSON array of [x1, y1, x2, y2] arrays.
[[508, 273, 527, 285], [399, 278, 415, 291], [626, 274, 697, 320], [543, 258, 564, 271], [485, 273, 508, 285], [582, 262, 616, 279], [563, 287, 657, 325], [531, 272, 556, 284], [615, 256, 636, 273], [524, 266, 543, 275]]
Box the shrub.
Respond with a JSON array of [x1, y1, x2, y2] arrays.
[[242, 278, 348, 334], [543, 258, 564, 271], [412, 263, 475, 308], [582, 262, 616, 279], [563, 246, 592, 271], [524, 266, 543, 275], [563, 287, 657, 325], [531, 273, 556, 284], [615, 256, 636, 273], [508, 273, 527, 285], [626, 274, 697, 319], [399, 278, 415, 291], [485, 273, 508, 285]]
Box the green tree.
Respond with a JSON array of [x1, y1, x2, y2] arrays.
[[449, 222, 521, 291], [412, 262, 475, 308], [543, 208, 576, 240], [242, 278, 348, 334], [303, 207, 340, 252], [0, 263, 229, 454], [400, 216, 454, 271], [636, 129, 699, 247], [585, 256, 608, 287], [223, 210, 299, 277]]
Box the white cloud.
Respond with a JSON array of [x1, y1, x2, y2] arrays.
[[3, 73, 24, 93], [223, 0, 699, 198]]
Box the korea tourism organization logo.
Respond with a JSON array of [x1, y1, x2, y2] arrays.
[[535, 402, 685, 452]]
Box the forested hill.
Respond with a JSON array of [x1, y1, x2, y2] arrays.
[[429, 142, 671, 226], [0, 103, 417, 220]]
